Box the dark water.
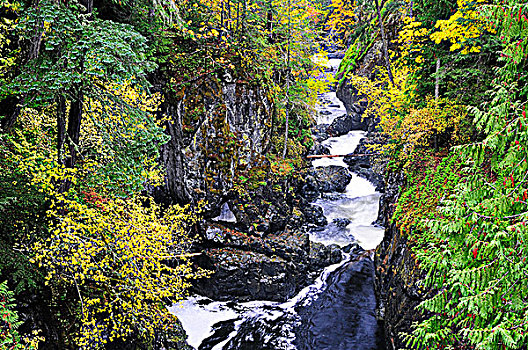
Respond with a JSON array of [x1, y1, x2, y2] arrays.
[[171, 58, 385, 350], [195, 252, 384, 350], [295, 255, 385, 350]]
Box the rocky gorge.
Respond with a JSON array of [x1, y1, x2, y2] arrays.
[[2, 0, 519, 347], [163, 57, 400, 350], [167, 43, 429, 348]]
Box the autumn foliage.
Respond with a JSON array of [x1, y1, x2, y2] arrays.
[[341, 0, 528, 348]]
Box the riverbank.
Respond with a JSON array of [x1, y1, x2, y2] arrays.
[[170, 58, 387, 349]]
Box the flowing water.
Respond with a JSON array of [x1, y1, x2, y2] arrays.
[[169, 59, 385, 350]]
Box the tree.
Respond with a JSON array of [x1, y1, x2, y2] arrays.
[[390, 1, 528, 348], [33, 195, 207, 348], [374, 0, 395, 85], [0, 280, 43, 349], [1, 0, 156, 170]]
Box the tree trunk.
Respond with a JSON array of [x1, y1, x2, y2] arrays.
[[57, 95, 66, 163], [221, 0, 224, 29], [266, 0, 273, 41], [282, 0, 290, 159], [374, 0, 395, 86], [0, 96, 22, 131], [65, 91, 83, 169], [1, 7, 44, 132], [435, 57, 441, 100]]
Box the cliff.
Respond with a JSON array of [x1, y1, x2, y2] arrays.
[[374, 169, 428, 350]]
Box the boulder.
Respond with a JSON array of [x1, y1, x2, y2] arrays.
[[193, 227, 342, 302], [301, 204, 327, 227], [311, 123, 331, 143], [332, 218, 351, 228], [309, 142, 331, 156], [194, 248, 298, 301], [344, 136, 385, 192], [311, 165, 352, 193], [298, 174, 320, 202], [309, 242, 342, 270], [326, 108, 369, 136]]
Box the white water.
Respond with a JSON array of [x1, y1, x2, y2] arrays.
[[212, 203, 237, 223], [307, 128, 382, 248], [168, 297, 240, 348], [169, 256, 348, 349], [309, 84, 384, 250], [169, 58, 385, 349]]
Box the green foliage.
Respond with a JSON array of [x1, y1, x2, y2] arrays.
[[0, 135, 47, 293], [0, 280, 24, 349], [337, 34, 376, 84], [80, 82, 168, 197], [393, 150, 461, 233], [4, 0, 154, 103], [399, 0, 498, 105], [0, 0, 332, 347], [382, 1, 528, 348], [0, 280, 41, 349]]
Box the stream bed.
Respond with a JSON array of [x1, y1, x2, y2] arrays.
[[169, 59, 385, 350]]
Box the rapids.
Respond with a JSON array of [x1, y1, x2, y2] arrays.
[[169, 58, 385, 350]]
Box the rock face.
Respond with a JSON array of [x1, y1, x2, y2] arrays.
[[193, 227, 342, 301], [154, 73, 276, 220], [301, 203, 328, 227], [311, 165, 352, 193], [334, 12, 401, 135], [344, 135, 385, 192], [374, 170, 426, 349], [326, 103, 369, 134]]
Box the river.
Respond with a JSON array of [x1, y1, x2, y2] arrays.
[[169, 58, 386, 350]]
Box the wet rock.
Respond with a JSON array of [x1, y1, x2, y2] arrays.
[[311, 165, 352, 193], [342, 242, 360, 254], [298, 174, 320, 202], [321, 192, 346, 201], [193, 227, 341, 302], [374, 169, 427, 349], [376, 167, 404, 227], [332, 218, 351, 228], [230, 190, 291, 236], [344, 136, 386, 192], [326, 109, 369, 136], [200, 319, 238, 350], [287, 207, 305, 230], [308, 242, 342, 270], [328, 244, 343, 264], [205, 226, 227, 244], [194, 248, 298, 301], [308, 143, 330, 156], [226, 229, 310, 263], [312, 124, 330, 143], [327, 51, 345, 59], [301, 204, 327, 227]]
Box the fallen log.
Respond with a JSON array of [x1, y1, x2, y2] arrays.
[[306, 153, 379, 159]]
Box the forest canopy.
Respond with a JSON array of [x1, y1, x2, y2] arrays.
[[2, 0, 528, 348]]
